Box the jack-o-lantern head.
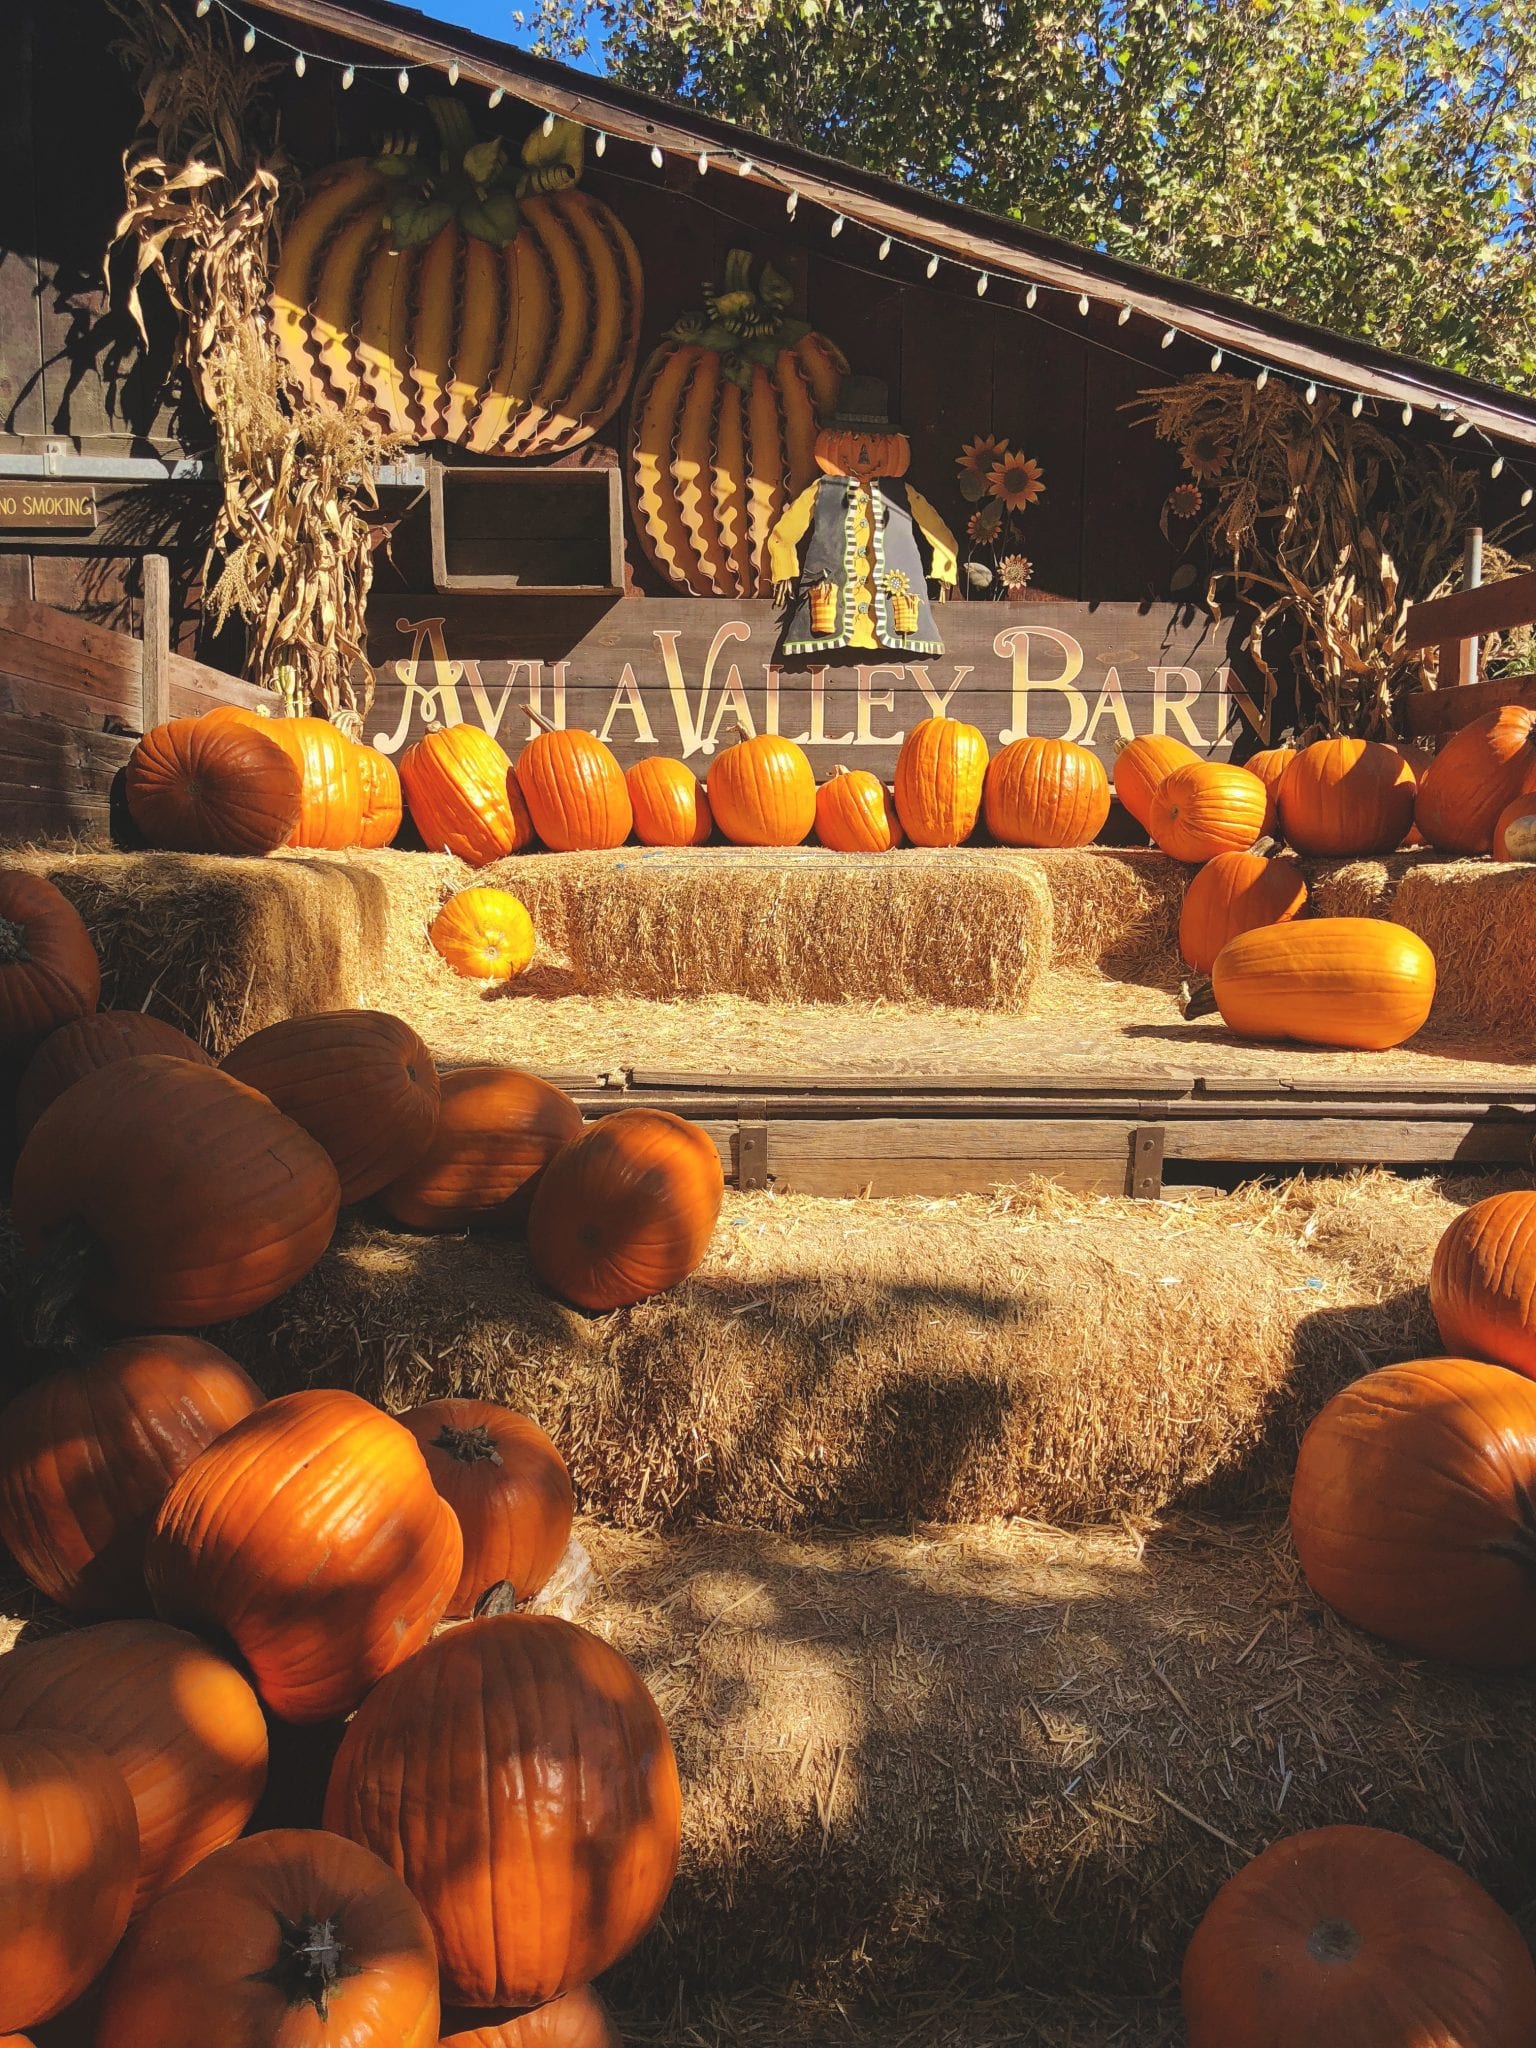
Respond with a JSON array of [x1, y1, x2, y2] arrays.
[[815, 375, 911, 481]]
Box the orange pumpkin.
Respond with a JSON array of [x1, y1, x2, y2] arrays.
[[982, 737, 1110, 848], [1390, 739, 1435, 846], [893, 716, 988, 847], [527, 1107, 723, 1312], [1431, 1190, 1536, 1378], [1493, 791, 1536, 861], [707, 732, 816, 847], [0, 872, 100, 1055], [1181, 1824, 1536, 2048], [1210, 917, 1434, 1050], [430, 888, 537, 981], [1415, 705, 1536, 854], [220, 1010, 440, 1206], [1177, 852, 1307, 975], [400, 726, 535, 866], [1242, 744, 1295, 835], [354, 742, 403, 848], [1111, 734, 1197, 831], [814, 423, 911, 481], [514, 723, 633, 852], [125, 717, 302, 856], [1148, 761, 1267, 862], [323, 1614, 681, 2008], [250, 716, 364, 849], [398, 1399, 574, 1619], [1276, 737, 1416, 856], [439, 1987, 620, 2048], [626, 758, 712, 847], [16, 1010, 211, 1137], [380, 1068, 584, 1233], [815, 766, 903, 852]]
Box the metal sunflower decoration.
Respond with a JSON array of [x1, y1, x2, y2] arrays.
[[956, 434, 1046, 598]]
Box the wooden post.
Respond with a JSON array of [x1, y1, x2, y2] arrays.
[[1445, 527, 1484, 689], [140, 553, 171, 733]]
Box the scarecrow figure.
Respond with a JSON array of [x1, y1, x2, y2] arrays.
[[769, 376, 957, 657]]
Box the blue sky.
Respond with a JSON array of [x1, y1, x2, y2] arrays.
[[411, 0, 605, 67]]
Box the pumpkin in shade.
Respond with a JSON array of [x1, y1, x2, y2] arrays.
[[354, 742, 403, 848], [1208, 917, 1434, 1050], [221, 1010, 440, 1205], [125, 717, 302, 856], [815, 766, 903, 852], [324, 1614, 680, 2008], [515, 721, 633, 852], [0, 873, 100, 1055], [1147, 761, 1267, 862], [1430, 1190, 1536, 1378], [1493, 792, 1536, 861], [0, 1729, 138, 2033], [253, 717, 364, 849], [0, 1621, 268, 1910], [380, 1068, 584, 1232], [527, 1107, 723, 1311], [983, 737, 1110, 848], [95, 1828, 439, 2048], [146, 1388, 462, 1724], [1181, 1823, 1536, 2048], [431, 888, 537, 981], [400, 725, 535, 866], [1111, 734, 1197, 831], [626, 757, 711, 847], [398, 1399, 574, 1618], [11, 1057, 341, 1330], [439, 1987, 620, 2048], [1177, 852, 1307, 975], [16, 1010, 211, 1138], [1276, 737, 1416, 856], [707, 732, 816, 847], [1390, 738, 1435, 846], [1242, 744, 1294, 835], [1289, 1356, 1536, 1667], [1416, 705, 1536, 854], [893, 716, 987, 847], [0, 1334, 263, 1614]]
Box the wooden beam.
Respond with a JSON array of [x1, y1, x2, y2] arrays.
[[140, 554, 171, 734], [1402, 569, 1536, 651], [1402, 672, 1536, 737]]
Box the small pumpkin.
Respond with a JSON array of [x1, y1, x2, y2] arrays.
[[0, 1621, 268, 1911], [893, 716, 988, 847], [1430, 1190, 1536, 1378], [0, 1333, 264, 1614], [398, 1399, 574, 1619], [707, 732, 816, 847], [380, 1068, 584, 1232], [527, 1107, 723, 1312], [354, 742, 403, 848], [439, 1987, 620, 2048], [125, 717, 302, 856], [626, 758, 712, 847], [1493, 792, 1536, 861], [1181, 1824, 1536, 2048], [431, 888, 537, 981], [94, 1828, 440, 2048], [1415, 705, 1536, 854], [1209, 917, 1434, 1050], [400, 725, 536, 866], [1177, 852, 1307, 975], [1276, 737, 1416, 856], [1147, 761, 1267, 863], [0, 872, 100, 1055], [1241, 744, 1295, 835], [16, 1010, 211, 1138], [1111, 734, 1197, 832], [514, 719, 633, 852], [146, 1388, 463, 1724], [982, 737, 1110, 848], [254, 716, 365, 849], [221, 1010, 440, 1206], [815, 766, 903, 852], [815, 421, 910, 482], [0, 1729, 138, 2033], [323, 1614, 681, 2008]]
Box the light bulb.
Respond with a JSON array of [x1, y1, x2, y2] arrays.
[[651, 144, 664, 168], [1401, 403, 1413, 426], [397, 67, 409, 92], [1210, 348, 1223, 370], [542, 111, 555, 136], [293, 51, 305, 75], [1351, 394, 1363, 417], [1077, 293, 1089, 315], [737, 159, 754, 176], [447, 61, 459, 84], [698, 152, 709, 174], [785, 190, 798, 215], [1255, 368, 1269, 389], [1117, 304, 1130, 325], [1453, 418, 1471, 437], [1522, 488, 1533, 508], [976, 271, 988, 296], [1025, 284, 1037, 308], [594, 131, 606, 155], [878, 235, 892, 260], [195, 0, 210, 15], [341, 63, 355, 88], [1304, 382, 1317, 404], [242, 24, 255, 51], [926, 254, 939, 279], [1160, 327, 1176, 349], [830, 215, 845, 237], [489, 85, 505, 107], [1492, 455, 1505, 478]]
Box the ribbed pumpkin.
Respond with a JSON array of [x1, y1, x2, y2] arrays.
[[0, 872, 100, 1054], [527, 1107, 723, 1312], [1430, 1190, 1536, 1378], [982, 737, 1110, 848], [400, 724, 534, 865], [0, 1730, 138, 2034], [1242, 744, 1294, 835], [1493, 792, 1536, 861], [815, 766, 903, 852], [1148, 761, 1267, 862], [95, 1829, 440, 2048], [324, 1614, 681, 2008], [1177, 852, 1307, 975], [398, 1398, 574, 1618], [11, 1057, 341, 1329], [707, 732, 816, 846], [440, 1988, 620, 2048], [146, 1388, 462, 1724], [126, 717, 302, 856], [252, 717, 364, 849], [1416, 705, 1536, 854], [1182, 1824, 1536, 2048], [1276, 737, 1416, 856], [430, 888, 537, 980], [626, 758, 711, 847], [630, 249, 846, 596], [1111, 734, 1197, 831], [0, 1621, 268, 1911], [380, 1068, 583, 1231], [893, 716, 988, 847], [354, 742, 403, 848], [1290, 1355, 1536, 1667], [514, 721, 632, 851], [1209, 917, 1434, 1050], [1390, 738, 1435, 846], [0, 1334, 263, 1614], [221, 1009, 440, 1205], [16, 1010, 211, 1138], [272, 108, 641, 460]]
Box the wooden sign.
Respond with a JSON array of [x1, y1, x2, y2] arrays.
[[0, 484, 97, 531], [365, 598, 1251, 773]]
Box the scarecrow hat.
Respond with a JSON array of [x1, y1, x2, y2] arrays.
[[827, 374, 898, 427]]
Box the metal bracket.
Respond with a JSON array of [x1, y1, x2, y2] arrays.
[[737, 1119, 770, 1191], [1129, 1125, 1165, 1199]]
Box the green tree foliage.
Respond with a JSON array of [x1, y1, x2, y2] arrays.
[[522, 0, 1536, 384]]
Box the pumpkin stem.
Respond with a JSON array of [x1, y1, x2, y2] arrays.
[[0, 914, 29, 966], [16, 1216, 107, 1355], [1180, 976, 1219, 1021], [1306, 1917, 1362, 1965], [473, 1578, 522, 1618], [524, 705, 559, 735], [260, 1912, 355, 2017], [434, 1421, 503, 1465]]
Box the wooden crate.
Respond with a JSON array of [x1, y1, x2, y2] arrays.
[[393, 464, 625, 595]]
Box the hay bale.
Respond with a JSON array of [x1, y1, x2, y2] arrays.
[[1033, 848, 1183, 979]]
